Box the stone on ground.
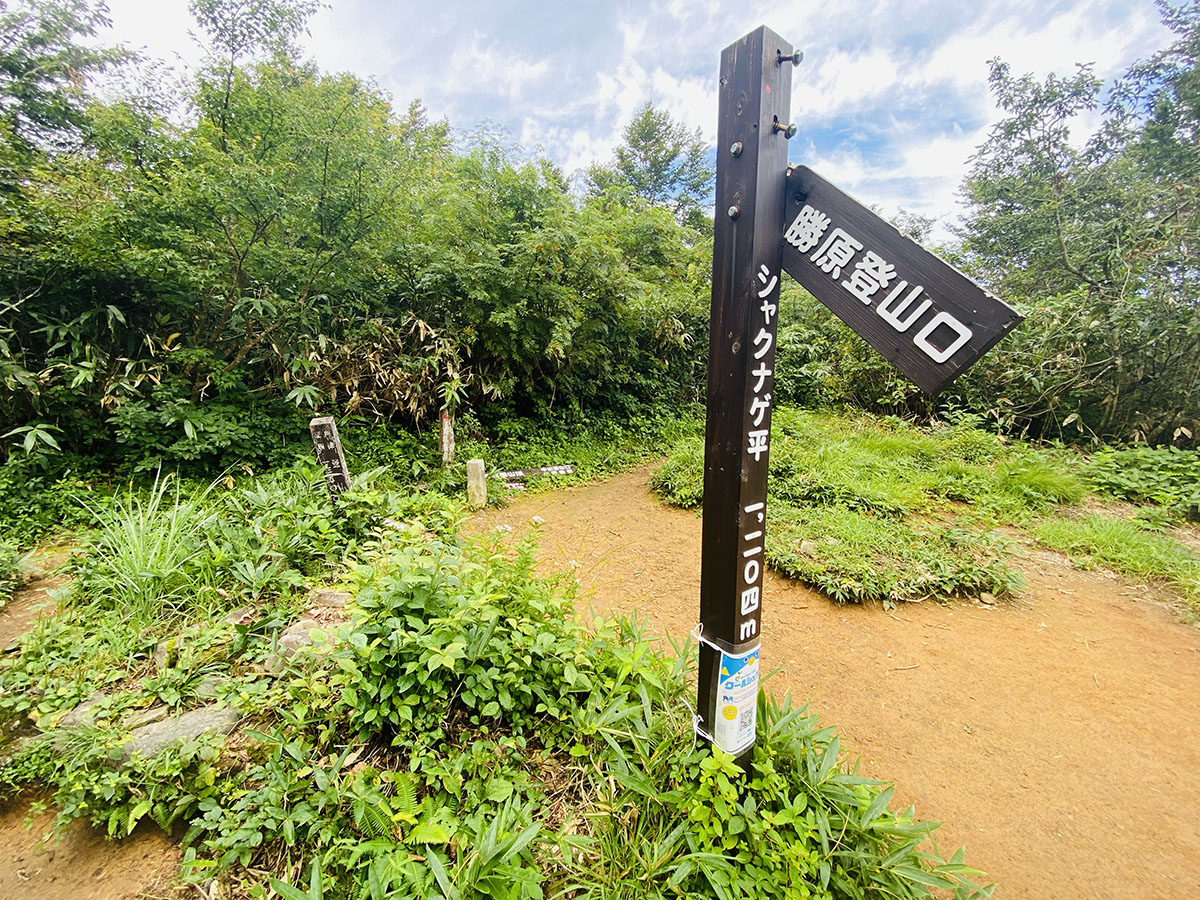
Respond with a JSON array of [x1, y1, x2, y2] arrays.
[[122, 705, 239, 762]]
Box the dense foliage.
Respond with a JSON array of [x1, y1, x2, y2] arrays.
[[3, 0, 1200, 489], [0, 0, 708, 477]]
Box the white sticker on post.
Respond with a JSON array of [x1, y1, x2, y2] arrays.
[[713, 644, 760, 755]]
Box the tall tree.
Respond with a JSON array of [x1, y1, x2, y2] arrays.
[[957, 3, 1200, 444], [189, 0, 321, 146], [585, 102, 713, 229], [0, 0, 122, 152]]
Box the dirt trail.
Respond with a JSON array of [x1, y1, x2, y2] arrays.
[[0, 556, 181, 900], [473, 465, 1200, 900]]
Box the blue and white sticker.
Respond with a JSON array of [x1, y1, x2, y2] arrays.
[[713, 643, 759, 755]]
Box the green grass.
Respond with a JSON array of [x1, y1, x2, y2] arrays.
[[651, 408, 1079, 604], [652, 406, 1200, 609], [1036, 513, 1200, 605], [770, 505, 1022, 605]]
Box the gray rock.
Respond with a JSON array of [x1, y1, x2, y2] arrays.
[[194, 675, 225, 700], [310, 589, 350, 609], [799, 540, 821, 556], [0, 734, 42, 767], [122, 705, 239, 762], [263, 618, 321, 673], [279, 618, 319, 652], [124, 704, 169, 729], [152, 639, 172, 671], [223, 605, 256, 626], [980, 592, 996, 605], [59, 690, 109, 729]]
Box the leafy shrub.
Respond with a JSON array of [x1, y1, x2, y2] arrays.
[[1085, 446, 1200, 519], [0, 453, 100, 548], [334, 527, 591, 746], [108, 381, 309, 475]]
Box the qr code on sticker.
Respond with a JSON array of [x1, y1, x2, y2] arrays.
[[738, 705, 755, 736]]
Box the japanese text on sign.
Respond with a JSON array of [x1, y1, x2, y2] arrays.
[[734, 261, 781, 648], [785, 205, 974, 364]]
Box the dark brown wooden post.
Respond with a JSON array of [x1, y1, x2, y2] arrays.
[[697, 26, 794, 768]]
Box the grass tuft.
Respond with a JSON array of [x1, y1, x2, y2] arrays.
[[1035, 513, 1200, 604]]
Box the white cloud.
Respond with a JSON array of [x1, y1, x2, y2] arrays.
[[94, 0, 1177, 232]]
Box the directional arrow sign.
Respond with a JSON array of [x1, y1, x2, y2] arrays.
[[780, 165, 1023, 395]]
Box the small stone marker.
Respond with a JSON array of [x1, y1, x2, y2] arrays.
[[309, 416, 350, 496], [440, 408, 455, 466], [466, 458, 487, 507]]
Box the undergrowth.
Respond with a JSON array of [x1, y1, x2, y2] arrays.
[[0, 539, 25, 607], [343, 405, 704, 502], [0, 470, 992, 900], [1084, 445, 1200, 520]]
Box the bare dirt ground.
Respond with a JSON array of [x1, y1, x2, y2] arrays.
[[473, 465, 1200, 900], [0, 792, 179, 900]]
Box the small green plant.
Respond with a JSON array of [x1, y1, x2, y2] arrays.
[[0, 539, 26, 606]]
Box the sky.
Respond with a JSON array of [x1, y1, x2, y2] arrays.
[[99, 0, 1172, 235]]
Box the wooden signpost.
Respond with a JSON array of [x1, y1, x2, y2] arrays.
[[780, 166, 1023, 395], [309, 416, 350, 496], [697, 26, 1023, 768], [697, 25, 795, 767]]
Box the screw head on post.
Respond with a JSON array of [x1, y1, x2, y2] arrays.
[[776, 49, 804, 66], [730, 141, 743, 157], [727, 205, 741, 220]]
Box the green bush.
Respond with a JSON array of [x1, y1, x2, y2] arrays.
[[107, 382, 309, 475], [1084, 446, 1200, 519], [0, 453, 100, 548], [334, 527, 590, 745], [0, 539, 25, 606]]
